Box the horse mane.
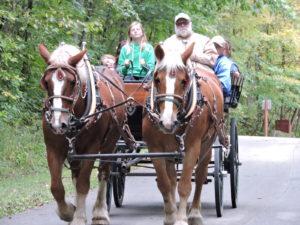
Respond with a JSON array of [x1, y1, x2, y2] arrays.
[[155, 48, 188, 74], [49, 44, 87, 83]]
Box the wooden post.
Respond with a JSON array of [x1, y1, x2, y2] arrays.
[[264, 100, 268, 136]]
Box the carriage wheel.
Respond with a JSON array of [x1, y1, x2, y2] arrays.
[[214, 146, 224, 217], [112, 159, 126, 207], [229, 118, 239, 208], [106, 175, 113, 212]]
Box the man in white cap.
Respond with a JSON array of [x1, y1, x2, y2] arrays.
[[211, 35, 240, 96], [163, 13, 218, 72]]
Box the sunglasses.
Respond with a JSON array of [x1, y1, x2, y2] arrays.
[[176, 21, 189, 26]]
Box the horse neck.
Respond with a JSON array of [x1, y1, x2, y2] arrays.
[[73, 88, 87, 118]]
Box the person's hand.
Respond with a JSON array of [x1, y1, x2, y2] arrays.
[[190, 53, 198, 62], [232, 71, 240, 78], [140, 58, 145, 66], [125, 59, 131, 68]]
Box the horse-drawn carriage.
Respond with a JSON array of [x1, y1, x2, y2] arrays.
[[38, 42, 243, 225]]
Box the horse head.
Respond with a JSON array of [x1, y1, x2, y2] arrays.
[[151, 42, 195, 134], [38, 44, 87, 134]]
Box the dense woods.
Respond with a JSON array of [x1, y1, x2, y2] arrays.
[[0, 0, 299, 136]]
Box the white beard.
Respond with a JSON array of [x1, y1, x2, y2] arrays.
[[175, 23, 193, 38]]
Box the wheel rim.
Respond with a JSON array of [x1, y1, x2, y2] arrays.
[[214, 147, 224, 217], [106, 176, 113, 212], [230, 118, 239, 208], [113, 162, 125, 207]]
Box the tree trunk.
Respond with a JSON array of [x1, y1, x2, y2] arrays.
[[291, 108, 299, 125], [21, 0, 33, 83]]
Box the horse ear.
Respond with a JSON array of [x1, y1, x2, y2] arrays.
[[181, 42, 195, 65], [68, 49, 87, 67], [38, 44, 51, 64], [154, 45, 165, 62]]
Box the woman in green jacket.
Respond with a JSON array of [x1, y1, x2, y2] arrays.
[[118, 21, 155, 81]]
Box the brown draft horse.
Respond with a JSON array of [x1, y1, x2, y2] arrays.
[[143, 43, 226, 225], [39, 44, 126, 225]]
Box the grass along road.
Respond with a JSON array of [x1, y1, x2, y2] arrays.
[[0, 168, 99, 218]]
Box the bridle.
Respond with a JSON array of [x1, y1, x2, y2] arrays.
[[43, 64, 83, 132], [148, 68, 200, 126]]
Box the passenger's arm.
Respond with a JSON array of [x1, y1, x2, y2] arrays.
[[143, 45, 155, 72], [117, 47, 129, 76], [191, 39, 218, 68]]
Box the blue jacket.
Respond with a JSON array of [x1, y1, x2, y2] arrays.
[[213, 56, 236, 96]]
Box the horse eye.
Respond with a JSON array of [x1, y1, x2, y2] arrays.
[[181, 80, 186, 86], [155, 78, 160, 85], [70, 80, 76, 86], [43, 81, 48, 89]]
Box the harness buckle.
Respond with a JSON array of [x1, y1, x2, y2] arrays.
[[175, 133, 186, 152]]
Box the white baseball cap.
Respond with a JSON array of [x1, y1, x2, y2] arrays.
[[211, 35, 226, 48], [175, 13, 191, 23]]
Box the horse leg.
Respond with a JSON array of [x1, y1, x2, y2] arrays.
[[176, 145, 200, 225], [152, 158, 177, 225], [188, 137, 215, 225], [187, 151, 211, 225], [47, 150, 75, 222], [92, 163, 110, 225], [70, 160, 94, 225], [166, 160, 177, 211]]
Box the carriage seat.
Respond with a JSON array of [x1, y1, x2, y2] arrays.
[[224, 72, 244, 112]]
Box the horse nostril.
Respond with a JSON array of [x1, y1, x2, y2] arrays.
[[61, 122, 68, 129], [159, 120, 164, 127]]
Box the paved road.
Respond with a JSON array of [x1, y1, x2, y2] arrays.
[[1, 136, 300, 225]]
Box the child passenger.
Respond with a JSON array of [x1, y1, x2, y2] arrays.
[[117, 21, 155, 80], [100, 54, 116, 70]]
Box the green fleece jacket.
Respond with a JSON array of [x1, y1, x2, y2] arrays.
[[117, 42, 155, 77]]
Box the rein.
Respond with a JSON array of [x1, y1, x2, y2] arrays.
[[83, 67, 153, 119]]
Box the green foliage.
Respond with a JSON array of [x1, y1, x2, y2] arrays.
[[0, 120, 46, 179]]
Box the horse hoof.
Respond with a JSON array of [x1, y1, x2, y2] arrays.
[[188, 217, 204, 225], [57, 203, 76, 222], [164, 213, 176, 225], [164, 222, 174, 225], [174, 221, 188, 225], [92, 217, 110, 225], [69, 218, 87, 225]]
